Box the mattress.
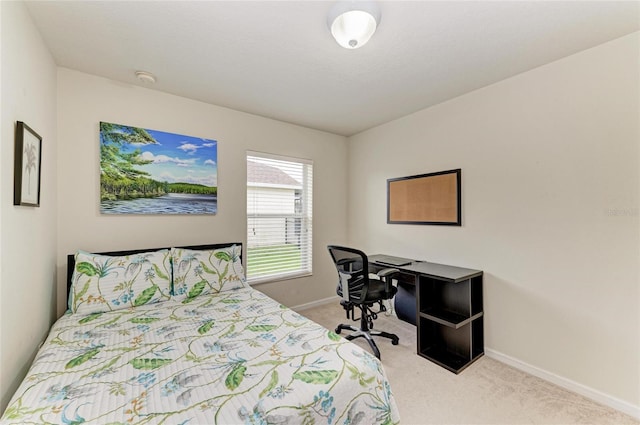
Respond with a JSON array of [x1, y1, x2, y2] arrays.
[[0, 286, 400, 424]]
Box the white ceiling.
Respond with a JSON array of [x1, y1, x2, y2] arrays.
[[25, 1, 640, 136]]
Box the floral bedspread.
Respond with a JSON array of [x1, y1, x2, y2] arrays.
[[1, 286, 400, 424]]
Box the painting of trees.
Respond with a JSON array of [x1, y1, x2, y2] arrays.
[[100, 122, 160, 201], [99, 122, 218, 214]]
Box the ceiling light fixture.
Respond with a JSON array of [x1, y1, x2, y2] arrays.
[[327, 1, 380, 49], [135, 70, 156, 84]]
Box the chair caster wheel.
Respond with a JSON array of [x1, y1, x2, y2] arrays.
[[392, 338, 399, 345], [335, 327, 342, 334]]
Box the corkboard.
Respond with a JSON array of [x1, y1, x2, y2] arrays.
[[387, 169, 461, 225]]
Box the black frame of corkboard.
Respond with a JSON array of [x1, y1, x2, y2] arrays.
[[387, 169, 461, 226]]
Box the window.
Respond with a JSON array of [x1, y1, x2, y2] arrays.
[[246, 151, 313, 283]]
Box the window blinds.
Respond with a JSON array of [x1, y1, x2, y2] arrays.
[[246, 152, 313, 283]]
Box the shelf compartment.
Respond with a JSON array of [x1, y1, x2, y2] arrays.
[[418, 316, 484, 374], [418, 345, 484, 374], [418, 276, 474, 319], [419, 345, 474, 373]]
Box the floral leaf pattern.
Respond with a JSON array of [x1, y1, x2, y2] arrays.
[[197, 320, 215, 335], [293, 370, 339, 385], [78, 312, 103, 324], [186, 280, 206, 299], [76, 262, 98, 276], [133, 285, 158, 306], [1, 287, 399, 425], [130, 358, 172, 370], [224, 363, 247, 390], [65, 347, 101, 369], [259, 370, 279, 398]]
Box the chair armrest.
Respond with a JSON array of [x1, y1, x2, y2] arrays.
[[376, 268, 399, 279], [376, 268, 399, 299]]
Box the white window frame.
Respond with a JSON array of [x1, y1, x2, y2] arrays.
[[246, 151, 313, 284]]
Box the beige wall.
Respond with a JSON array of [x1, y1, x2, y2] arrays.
[[56, 68, 348, 317], [347, 33, 639, 410], [0, 1, 58, 412]]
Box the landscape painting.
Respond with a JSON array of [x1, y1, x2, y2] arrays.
[[100, 122, 217, 214]]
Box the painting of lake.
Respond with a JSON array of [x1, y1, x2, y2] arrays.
[[100, 122, 217, 214]]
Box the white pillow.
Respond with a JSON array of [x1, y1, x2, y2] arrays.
[[69, 249, 172, 314], [171, 245, 247, 302]]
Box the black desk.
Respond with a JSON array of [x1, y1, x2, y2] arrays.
[[370, 255, 484, 374]]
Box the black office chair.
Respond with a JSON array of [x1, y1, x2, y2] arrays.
[[327, 245, 399, 359]]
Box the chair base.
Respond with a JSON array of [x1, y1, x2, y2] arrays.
[[335, 323, 399, 360]]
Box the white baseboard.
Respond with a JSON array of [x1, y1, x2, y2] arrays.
[[291, 295, 340, 312], [485, 348, 640, 420]]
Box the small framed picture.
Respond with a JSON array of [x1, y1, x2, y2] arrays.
[[14, 121, 42, 207]]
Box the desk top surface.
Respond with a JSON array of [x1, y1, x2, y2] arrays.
[[369, 254, 482, 282]]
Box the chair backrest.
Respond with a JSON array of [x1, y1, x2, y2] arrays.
[[327, 245, 370, 303]]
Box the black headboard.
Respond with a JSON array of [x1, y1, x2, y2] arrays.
[[66, 242, 243, 298]]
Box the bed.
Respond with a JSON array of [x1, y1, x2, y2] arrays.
[[0, 242, 400, 424]]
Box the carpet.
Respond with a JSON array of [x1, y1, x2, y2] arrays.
[[300, 301, 638, 425]]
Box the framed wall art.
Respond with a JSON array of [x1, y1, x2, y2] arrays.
[[387, 168, 461, 225], [14, 121, 42, 207], [99, 122, 218, 215]]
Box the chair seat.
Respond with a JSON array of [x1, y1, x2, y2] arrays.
[[337, 278, 397, 303]]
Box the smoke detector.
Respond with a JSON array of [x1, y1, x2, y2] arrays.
[[135, 71, 156, 84]]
